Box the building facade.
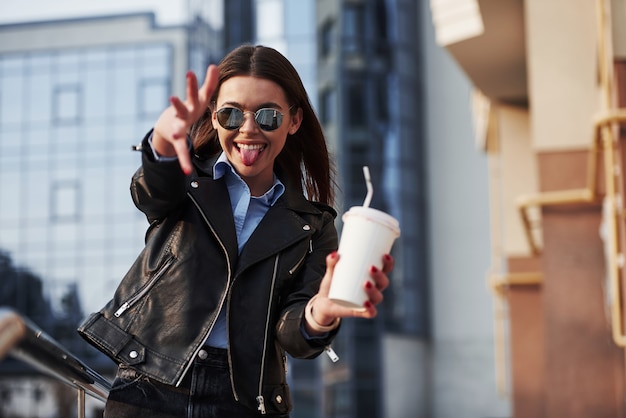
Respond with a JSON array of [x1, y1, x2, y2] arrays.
[[0, 11, 217, 417], [430, 0, 626, 416], [0, 2, 513, 418], [317, 1, 511, 417]]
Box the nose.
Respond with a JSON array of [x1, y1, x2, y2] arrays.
[[239, 111, 259, 132]]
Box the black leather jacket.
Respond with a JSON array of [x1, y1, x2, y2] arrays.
[[78, 133, 339, 415]]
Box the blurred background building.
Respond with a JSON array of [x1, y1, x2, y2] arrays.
[[8, 0, 624, 417]]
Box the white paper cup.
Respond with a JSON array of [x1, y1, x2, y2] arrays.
[[328, 206, 401, 310]]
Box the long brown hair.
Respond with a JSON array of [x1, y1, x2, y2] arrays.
[[190, 45, 336, 207]]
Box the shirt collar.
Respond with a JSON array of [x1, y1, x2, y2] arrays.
[[213, 152, 285, 206]]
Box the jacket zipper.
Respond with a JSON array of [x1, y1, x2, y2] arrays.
[[179, 193, 233, 388], [114, 256, 175, 317], [257, 254, 280, 415], [288, 239, 312, 275], [325, 345, 339, 362]]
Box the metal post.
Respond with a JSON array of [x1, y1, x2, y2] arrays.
[[77, 388, 86, 418]]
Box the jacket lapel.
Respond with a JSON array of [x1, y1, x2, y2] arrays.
[[236, 191, 319, 275], [186, 176, 239, 265]]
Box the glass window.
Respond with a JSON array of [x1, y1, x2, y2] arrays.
[[26, 172, 49, 219], [112, 66, 137, 118], [320, 20, 334, 58], [53, 84, 82, 124], [1, 74, 24, 125], [256, 0, 284, 42], [50, 180, 80, 222], [56, 51, 80, 72], [29, 52, 52, 73], [85, 48, 108, 67], [0, 127, 21, 160], [29, 73, 53, 123], [343, 4, 364, 54], [138, 78, 168, 119], [346, 81, 366, 127], [348, 142, 369, 205], [140, 45, 171, 79], [0, 171, 20, 220], [319, 88, 336, 125], [112, 47, 135, 68], [0, 55, 24, 75], [84, 69, 107, 120]]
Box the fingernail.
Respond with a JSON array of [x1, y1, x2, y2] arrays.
[[364, 301, 372, 309], [330, 251, 338, 259], [365, 281, 373, 289], [370, 265, 378, 274], [384, 254, 392, 262]]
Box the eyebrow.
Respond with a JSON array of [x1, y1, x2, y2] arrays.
[[219, 101, 284, 110]]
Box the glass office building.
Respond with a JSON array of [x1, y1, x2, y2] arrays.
[[316, 0, 428, 417], [0, 13, 209, 323]]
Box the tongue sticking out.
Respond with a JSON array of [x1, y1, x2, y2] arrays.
[[239, 144, 263, 166]]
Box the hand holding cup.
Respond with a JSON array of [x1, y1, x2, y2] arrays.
[[304, 251, 394, 336]]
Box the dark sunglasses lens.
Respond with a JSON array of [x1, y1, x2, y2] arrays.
[[255, 109, 283, 131], [216, 108, 244, 130]]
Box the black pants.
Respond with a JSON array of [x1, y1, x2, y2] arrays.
[[104, 346, 288, 418]]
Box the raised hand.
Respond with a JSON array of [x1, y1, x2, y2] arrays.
[[152, 65, 219, 174]]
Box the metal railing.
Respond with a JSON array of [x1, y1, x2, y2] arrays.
[[0, 307, 112, 418]]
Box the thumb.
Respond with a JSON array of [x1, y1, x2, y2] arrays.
[[318, 251, 339, 296]]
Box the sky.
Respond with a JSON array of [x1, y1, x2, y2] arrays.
[[0, 0, 188, 26]]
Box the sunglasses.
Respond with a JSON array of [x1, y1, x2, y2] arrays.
[[215, 107, 288, 132]]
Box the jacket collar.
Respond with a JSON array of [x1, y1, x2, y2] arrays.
[[193, 152, 336, 217]]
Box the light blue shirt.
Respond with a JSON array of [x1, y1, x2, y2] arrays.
[[205, 152, 284, 348]]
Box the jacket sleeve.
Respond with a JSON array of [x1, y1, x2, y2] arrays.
[[130, 130, 190, 223], [275, 208, 340, 358]]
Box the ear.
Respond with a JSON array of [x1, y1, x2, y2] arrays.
[[211, 108, 219, 130], [288, 107, 303, 135]]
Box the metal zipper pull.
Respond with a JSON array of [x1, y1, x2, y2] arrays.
[[114, 302, 130, 317], [256, 395, 267, 414], [325, 345, 339, 363]]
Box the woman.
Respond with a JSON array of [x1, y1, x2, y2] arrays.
[[78, 44, 393, 417]]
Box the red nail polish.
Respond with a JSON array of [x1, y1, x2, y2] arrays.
[[330, 251, 338, 259], [365, 281, 373, 289], [384, 254, 392, 262], [364, 301, 372, 309], [370, 265, 378, 274]]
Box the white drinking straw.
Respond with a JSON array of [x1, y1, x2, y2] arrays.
[[363, 166, 373, 207]]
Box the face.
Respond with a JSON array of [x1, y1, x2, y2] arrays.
[[212, 76, 302, 196]]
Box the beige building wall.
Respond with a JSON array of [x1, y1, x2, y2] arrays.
[[525, 0, 600, 152], [494, 105, 535, 256]]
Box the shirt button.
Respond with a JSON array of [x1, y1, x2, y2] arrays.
[[302, 225, 311, 231], [198, 349, 208, 360], [191, 181, 199, 188], [129, 350, 138, 359], [276, 395, 283, 404]]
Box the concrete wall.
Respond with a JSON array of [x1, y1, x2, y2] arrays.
[[420, 1, 512, 417]]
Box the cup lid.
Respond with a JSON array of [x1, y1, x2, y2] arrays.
[[343, 206, 401, 236]]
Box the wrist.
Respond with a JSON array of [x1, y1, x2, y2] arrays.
[[305, 295, 340, 333]]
